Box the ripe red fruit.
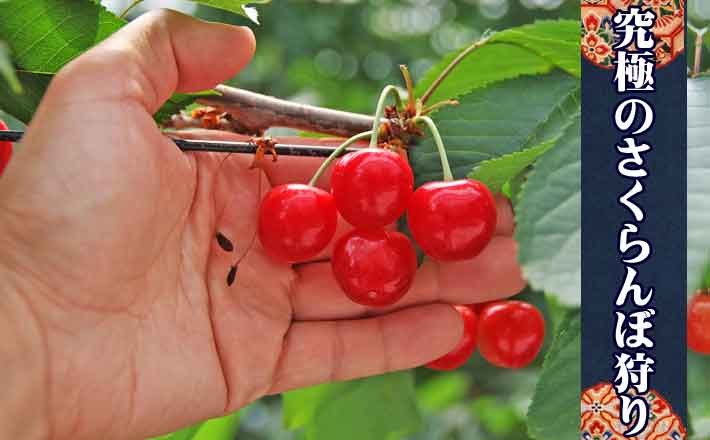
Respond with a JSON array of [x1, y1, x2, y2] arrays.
[[331, 149, 413, 229], [0, 120, 13, 177], [407, 179, 496, 261], [258, 184, 337, 262], [688, 291, 710, 354], [478, 301, 545, 369], [426, 305, 479, 371], [332, 229, 417, 307]]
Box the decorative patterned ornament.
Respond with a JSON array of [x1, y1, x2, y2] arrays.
[[581, 383, 687, 439], [581, 0, 685, 68]]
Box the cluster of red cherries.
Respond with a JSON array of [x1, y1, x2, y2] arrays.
[[257, 146, 498, 307], [256, 142, 548, 370], [427, 300, 545, 370]]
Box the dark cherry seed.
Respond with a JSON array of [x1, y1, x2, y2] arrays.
[[226, 265, 238, 286], [216, 232, 234, 252]]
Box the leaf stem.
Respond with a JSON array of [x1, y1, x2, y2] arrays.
[[415, 116, 453, 181], [308, 131, 373, 186], [369, 85, 401, 149], [119, 0, 143, 19], [420, 36, 490, 105]]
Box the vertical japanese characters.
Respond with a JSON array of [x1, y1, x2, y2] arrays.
[[611, 6, 657, 437]]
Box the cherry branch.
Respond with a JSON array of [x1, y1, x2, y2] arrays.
[[192, 85, 375, 138]]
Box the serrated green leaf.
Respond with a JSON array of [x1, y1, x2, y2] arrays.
[[283, 372, 422, 440], [527, 309, 580, 440], [687, 77, 710, 294], [410, 70, 578, 188], [190, 0, 270, 24], [515, 119, 581, 306], [414, 20, 579, 104], [468, 140, 555, 193], [492, 20, 580, 79], [0, 0, 125, 73]]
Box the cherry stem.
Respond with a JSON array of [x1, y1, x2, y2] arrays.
[[369, 85, 401, 149], [415, 116, 453, 181], [308, 131, 373, 186], [400, 65, 416, 113], [420, 36, 490, 105]]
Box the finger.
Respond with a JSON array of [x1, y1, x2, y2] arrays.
[[494, 194, 515, 236], [267, 304, 462, 394], [291, 236, 526, 321], [49, 10, 255, 113]]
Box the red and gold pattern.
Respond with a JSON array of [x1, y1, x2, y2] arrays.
[[581, 383, 687, 439], [581, 0, 685, 68]]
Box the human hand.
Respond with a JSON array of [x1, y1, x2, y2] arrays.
[[0, 10, 524, 440]]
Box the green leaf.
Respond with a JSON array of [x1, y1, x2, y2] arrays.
[[527, 309, 580, 440], [688, 77, 710, 294], [515, 118, 581, 306], [149, 412, 241, 440], [0, 41, 21, 93], [491, 20, 580, 79], [150, 424, 203, 440], [414, 20, 579, 104], [410, 70, 579, 188], [189, 0, 270, 24], [283, 372, 423, 440], [192, 411, 241, 440], [0, 70, 51, 124], [0, 0, 125, 73], [468, 140, 555, 194]]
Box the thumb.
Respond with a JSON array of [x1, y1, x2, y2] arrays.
[[48, 9, 255, 113]]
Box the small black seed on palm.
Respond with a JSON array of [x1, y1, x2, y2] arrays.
[[227, 265, 238, 286], [216, 232, 234, 252]]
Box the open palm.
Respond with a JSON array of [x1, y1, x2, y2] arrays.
[[0, 11, 524, 440]]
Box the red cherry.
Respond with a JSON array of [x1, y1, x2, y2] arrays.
[[688, 291, 710, 354], [468, 301, 495, 315], [258, 184, 337, 262], [478, 301, 545, 369], [426, 305, 478, 371], [0, 120, 13, 177], [331, 149, 413, 229], [407, 179, 496, 261], [332, 229, 417, 307]]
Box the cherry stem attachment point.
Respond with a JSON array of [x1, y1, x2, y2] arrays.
[[369, 85, 401, 149], [308, 131, 373, 187], [415, 116, 453, 181]]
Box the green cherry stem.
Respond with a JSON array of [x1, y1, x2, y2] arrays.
[[369, 85, 401, 149], [415, 116, 453, 181], [308, 131, 373, 187]]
